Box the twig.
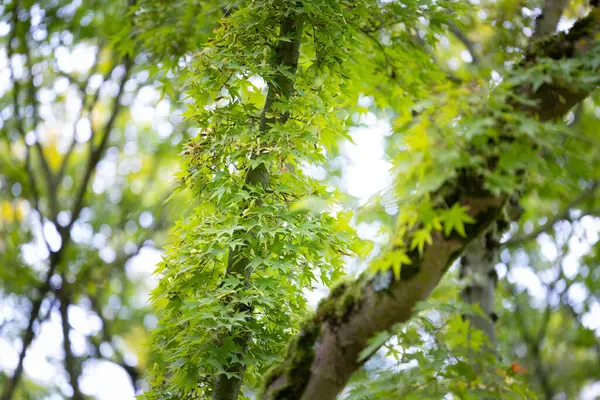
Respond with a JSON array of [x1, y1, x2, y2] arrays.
[[56, 53, 114, 185], [447, 22, 481, 65], [506, 180, 599, 246], [508, 280, 555, 400], [17, 5, 58, 218], [59, 57, 133, 243], [59, 293, 84, 400]]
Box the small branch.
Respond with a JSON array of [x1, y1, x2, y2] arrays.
[[60, 57, 133, 242], [1, 275, 54, 400], [561, 296, 600, 365], [7, 6, 40, 204], [88, 297, 141, 391], [506, 180, 599, 245], [535, 228, 574, 344], [56, 53, 112, 185], [15, 3, 58, 218], [5, 3, 55, 255], [410, 31, 463, 84], [447, 22, 481, 65], [362, 30, 398, 80], [59, 293, 84, 400], [508, 281, 555, 400]]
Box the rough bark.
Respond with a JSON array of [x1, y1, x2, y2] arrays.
[[212, 17, 303, 400], [260, 7, 600, 400], [459, 231, 500, 346]]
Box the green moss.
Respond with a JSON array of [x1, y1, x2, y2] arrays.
[[261, 319, 319, 399], [315, 278, 365, 325], [528, 9, 599, 62], [260, 280, 367, 398]]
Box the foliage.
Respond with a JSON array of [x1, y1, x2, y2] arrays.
[[0, 0, 210, 398], [146, 0, 600, 398], [2, 0, 600, 399]]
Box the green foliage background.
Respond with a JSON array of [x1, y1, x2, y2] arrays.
[[0, 0, 599, 399]]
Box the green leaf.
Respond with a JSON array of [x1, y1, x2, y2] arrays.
[[441, 203, 476, 238], [410, 228, 433, 254]]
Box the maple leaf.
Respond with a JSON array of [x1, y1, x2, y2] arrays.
[[441, 203, 476, 237], [410, 228, 433, 254]]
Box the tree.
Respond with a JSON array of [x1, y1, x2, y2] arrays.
[[144, 0, 600, 399], [2, 1, 599, 400], [0, 0, 217, 398]]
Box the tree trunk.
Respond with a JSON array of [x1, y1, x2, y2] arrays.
[[460, 230, 500, 346], [212, 17, 304, 400]]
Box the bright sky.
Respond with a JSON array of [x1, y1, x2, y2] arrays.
[[1, 13, 600, 400]]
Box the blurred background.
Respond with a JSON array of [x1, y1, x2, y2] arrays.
[[0, 0, 599, 399]]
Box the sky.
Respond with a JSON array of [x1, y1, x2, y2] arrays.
[[1, 12, 600, 400]]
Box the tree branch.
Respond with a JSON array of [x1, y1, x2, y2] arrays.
[[260, 8, 600, 399], [11, 1, 59, 218], [447, 22, 481, 65], [508, 281, 555, 400], [6, 3, 44, 228], [59, 57, 133, 244], [533, 0, 569, 39], [2, 8, 134, 399], [88, 297, 141, 392], [55, 50, 105, 186], [59, 293, 84, 400], [1, 274, 54, 400], [506, 179, 599, 246]]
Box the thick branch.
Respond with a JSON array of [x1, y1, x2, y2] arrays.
[[260, 8, 600, 400], [533, 0, 569, 38], [261, 197, 503, 400]]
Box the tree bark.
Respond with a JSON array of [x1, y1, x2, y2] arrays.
[[459, 230, 500, 346], [533, 0, 569, 39], [260, 7, 600, 400]]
